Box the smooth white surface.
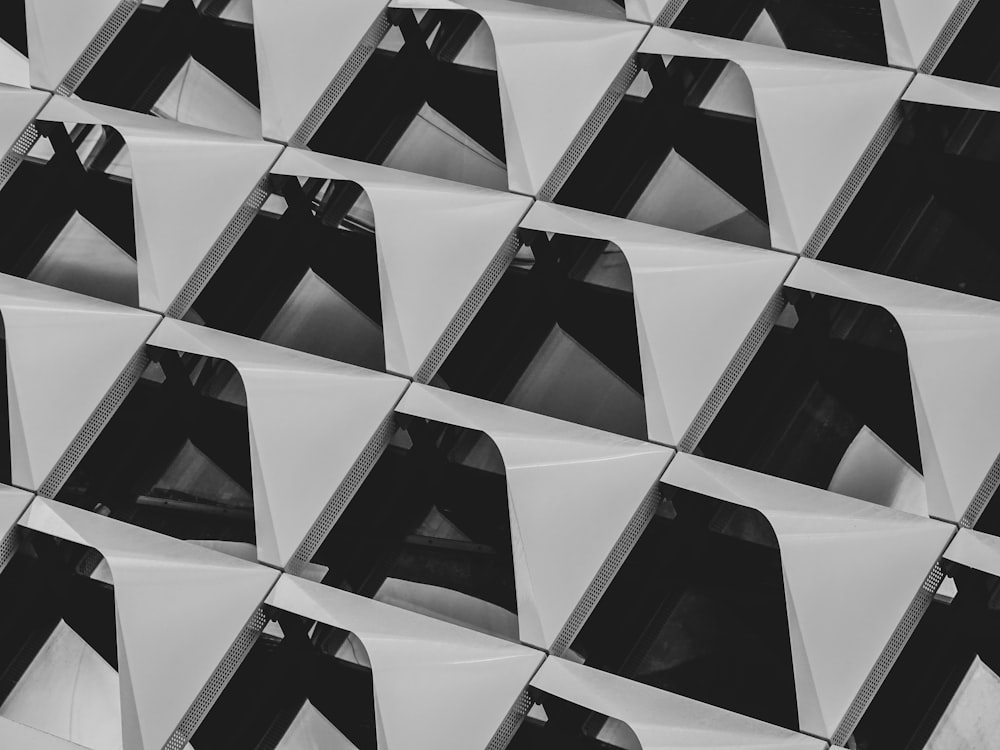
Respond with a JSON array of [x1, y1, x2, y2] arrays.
[[0, 484, 32, 544], [267, 574, 544, 750], [641, 28, 913, 254], [397, 384, 672, 648], [904, 73, 1000, 113], [391, 0, 646, 195], [276, 700, 359, 750], [274, 148, 531, 376], [532, 657, 826, 750], [522, 201, 792, 446], [789, 259, 1000, 523], [944, 529, 1000, 579], [38, 96, 282, 312], [252, 0, 388, 142], [828, 426, 928, 517], [148, 318, 408, 568], [0, 273, 158, 490], [880, 0, 962, 69], [25, 0, 121, 91], [0, 717, 93, 750], [662, 453, 953, 737], [19, 498, 279, 750]]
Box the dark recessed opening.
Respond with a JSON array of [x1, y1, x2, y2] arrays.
[[568, 487, 797, 729], [933, 1, 1000, 87], [555, 53, 769, 249], [438, 231, 646, 439], [312, 417, 518, 641], [698, 293, 922, 507], [820, 103, 1000, 301], [509, 691, 640, 750]]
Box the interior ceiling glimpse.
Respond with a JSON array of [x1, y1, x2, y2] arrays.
[[0, 2, 996, 750]]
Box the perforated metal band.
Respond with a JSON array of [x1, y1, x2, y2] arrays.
[[37, 349, 151, 499], [678, 290, 785, 454], [484, 689, 534, 750], [162, 607, 269, 750], [55, 0, 141, 96], [166, 181, 271, 320], [960, 451, 1000, 529], [654, 0, 691, 26], [550, 483, 663, 656], [0, 528, 19, 576], [537, 57, 640, 202], [919, 0, 979, 74], [289, 11, 392, 147], [801, 103, 903, 259], [288, 413, 398, 569], [0, 123, 41, 192], [831, 560, 948, 746], [414, 231, 523, 384]]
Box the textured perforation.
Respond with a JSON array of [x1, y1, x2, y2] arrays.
[[56, 0, 140, 95], [550, 484, 662, 656], [485, 689, 534, 750], [961, 452, 1000, 528], [289, 413, 397, 567], [655, 0, 691, 26], [163, 607, 268, 750], [802, 104, 903, 259], [0, 123, 40, 191], [537, 58, 639, 202], [831, 561, 945, 746], [290, 12, 392, 147], [678, 291, 785, 453], [414, 231, 522, 384], [38, 350, 150, 499], [167, 182, 270, 319], [0, 528, 19, 574], [919, 0, 979, 73]]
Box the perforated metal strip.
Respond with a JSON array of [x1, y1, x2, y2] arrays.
[[289, 11, 392, 147], [484, 689, 534, 750], [831, 560, 947, 746], [0, 528, 19, 576], [537, 58, 640, 202], [550, 483, 663, 656], [55, 0, 140, 96], [166, 181, 271, 319], [678, 290, 785, 454], [919, 0, 979, 74], [801, 103, 903, 259], [162, 607, 269, 750], [37, 349, 151, 499], [654, 0, 691, 26], [960, 451, 1000, 529], [0, 123, 41, 192], [288, 413, 398, 569], [414, 231, 522, 384]]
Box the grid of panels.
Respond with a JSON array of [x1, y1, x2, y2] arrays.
[[0, 1, 996, 749]]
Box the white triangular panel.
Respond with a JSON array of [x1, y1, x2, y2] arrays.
[[880, 0, 961, 69], [25, 0, 121, 91], [252, 0, 389, 142], [904, 73, 1000, 113], [788, 259, 1000, 523], [390, 0, 646, 195], [662, 453, 953, 737], [624, 0, 670, 24], [641, 29, 913, 253], [0, 85, 49, 157], [532, 657, 826, 750], [0, 717, 91, 750], [944, 529, 1000, 579], [38, 96, 282, 312], [521, 201, 792, 445], [0, 484, 32, 545], [266, 574, 544, 750], [273, 148, 531, 376], [18, 498, 279, 750], [396, 384, 672, 648], [148, 318, 408, 567], [0, 274, 158, 490]]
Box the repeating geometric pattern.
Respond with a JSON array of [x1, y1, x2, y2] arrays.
[[0, 2, 996, 750]]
